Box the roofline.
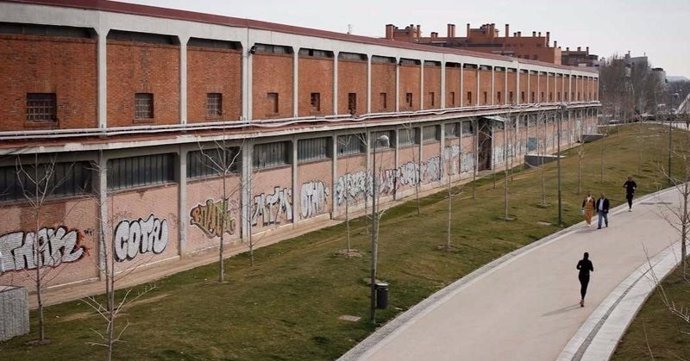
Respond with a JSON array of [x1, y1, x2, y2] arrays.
[[2, 0, 598, 74]]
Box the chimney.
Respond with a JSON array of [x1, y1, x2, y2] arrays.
[[554, 41, 557, 48], [577, 46, 581, 52], [385, 24, 395, 39], [467, 23, 471, 36], [538, 32, 541, 38], [517, 31, 521, 37], [416, 24, 421, 38], [505, 24, 509, 38], [546, 31, 550, 45], [532, 31, 536, 37], [431, 32, 438, 39], [566, 47, 570, 52], [586, 46, 589, 53], [447, 23, 456, 38]]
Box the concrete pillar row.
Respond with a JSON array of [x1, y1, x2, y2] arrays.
[[97, 27, 109, 129], [179, 35, 189, 125]]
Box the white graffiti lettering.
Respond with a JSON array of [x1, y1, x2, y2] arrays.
[[0, 227, 85, 273], [113, 215, 169, 262], [301, 181, 329, 219], [252, 187, 293, 226], [334, 171, 371, 206]]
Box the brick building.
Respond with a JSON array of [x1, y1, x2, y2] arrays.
[[0, 0, 599, 293]]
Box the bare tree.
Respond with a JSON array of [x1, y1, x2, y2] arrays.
[[14, 153, 83, 343], [658, 148, 690, 279], [336, 134, 366, 257], [400, 122, 421, 215], [443, 146, 463, 251], [576, 110, 586, 195]]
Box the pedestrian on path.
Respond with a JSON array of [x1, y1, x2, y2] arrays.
[[582, 192, 596, 226], [623, 176, 637, 211], [596, 193, 610, 229], [577, 252, 594, 307]]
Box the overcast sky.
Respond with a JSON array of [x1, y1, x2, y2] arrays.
[[120, 0, 690, 78]]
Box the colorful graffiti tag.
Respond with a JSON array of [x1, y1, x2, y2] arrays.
[[0, 227, 85, 273], [113, 215, 169, 262], [252, 187, 293, 226], [190, 199, 236, 238], [300, 181, 329, 219]]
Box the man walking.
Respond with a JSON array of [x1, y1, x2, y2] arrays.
[[596, 193, 610, 229], [623, 176, 637, 211]]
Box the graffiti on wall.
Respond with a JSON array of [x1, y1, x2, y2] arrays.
[[301, 181, 329, 219], [334, 170, 371, 206], [0, 227, 85, 273], [113, 215, 169, 262], [252, 187, 293, 226], [190, 199, 236, 238], [444, 145, 461, 175], [461, 153, 475, 173]]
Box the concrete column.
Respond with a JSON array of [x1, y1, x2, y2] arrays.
[[395, 59, 400, 112], [491, 67, 495, 105], [178, 147, 188, 255], [179, 36, 188, 125], [440, 60, 446, 109], [243, 33, 252, 121], [504, 68, 508, 105], [394, 129, 400, 200], [333, 52, 338, 115], [97, 28, 108, 129], [292, 137, 298, 224], [516, 64, 521, 105], [440, 124, 445, 181], [331, 134, 338, 217], [241, 141, 253, 239], [460, 63, 464, 107], [97, 150, 108, 277], [293, 51, 299, 117], [367, 55, 372, 114], [537, 71, 541, 103], [527, 70, 531, 104]]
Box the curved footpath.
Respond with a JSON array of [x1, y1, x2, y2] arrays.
[[338, 188, 684, 361]]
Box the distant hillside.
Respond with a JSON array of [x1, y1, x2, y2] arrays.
[[667, 76, 690, 82]]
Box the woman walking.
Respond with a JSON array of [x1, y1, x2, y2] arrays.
[[582, 192, 596, 226], [577, 252, 594, 307]]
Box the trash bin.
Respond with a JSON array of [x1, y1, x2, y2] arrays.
[[375, 282, 389, 309]]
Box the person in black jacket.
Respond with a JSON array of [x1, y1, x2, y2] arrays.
[[577, 252, 594, 307], [596, 193, 610, 229], [623, 176, 637, 211]]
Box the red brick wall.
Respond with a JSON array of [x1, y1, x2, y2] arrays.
[[337, 59, 367, 115], [556, 75, 564, 102], [371, 62, 396, 112], [506, 71, 517, 104], [463, 68, 477, 106], [494, 70, 506, 105], [399, 64, 421, 111], [187, 47, 242, 122], [0, 34, 97, 131], [446, 66, 461, 108], [423, 64, 441, 109], [298, 57, 334, 117], [538, 73, 548, 103], [519, 72, 529, 103], [107, 41, 180, 127], [530, 73, 539, 103], [479, 69, 492, 105], [252, 53, 293, 119]]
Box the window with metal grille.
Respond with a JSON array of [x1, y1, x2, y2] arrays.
[[483, 92, 488, 104], [253, 141, 291, 169], [107, 153, 175, 191], [450, 92, 456, 106], [445, 123, 459, 138], [267, 92, 279, 114], [26, 93, 57, 122], [337, 134, 365, 156], [509, 91, 514, 104], [371, 131, 394, 149], [521, 91, 526, 102], [187, 147, 240, 179], [348, 93, 357, 114], [207, 93, 223, 117], [398, 127, 418, 147], [423, 125, 440, 143], [0, 161, 93, 202], [497, 91, 502, 103], [462, 121, 474, 136], [298, 137, 331, 163], [429, 92, 435, 107], [467, 91, 473, 104], [380, 93, 388, 109], [310, 93, 321, 112], [135, 93, 154, 119]]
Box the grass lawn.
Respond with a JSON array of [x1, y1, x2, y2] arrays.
[[1, 123, 687, 361]]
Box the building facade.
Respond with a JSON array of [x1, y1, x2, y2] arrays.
[[0, 0, 600, 292]]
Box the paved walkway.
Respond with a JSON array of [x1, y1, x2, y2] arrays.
[[339, 188, 684, 361]]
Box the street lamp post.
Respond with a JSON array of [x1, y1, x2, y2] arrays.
[[370, 134, 389, 323], [558, 104, 566, 226]]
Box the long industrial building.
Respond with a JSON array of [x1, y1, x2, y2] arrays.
[[0, 0, 600, 291]]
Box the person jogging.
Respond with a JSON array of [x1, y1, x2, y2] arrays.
[[577, 252, 594, 307], [623, 176, 637, 211]]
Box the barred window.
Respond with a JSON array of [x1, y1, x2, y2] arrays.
[[445, 123, 459, 138], [405, 93, 413, 107], [337, 134, 365, 156], [207, 93, 223, 117], [267, 92, 279, 114], [310, 93, 321, 112], [422, 125, 440, 142], [187, 147, 240, 179], [462, 121, 474, 136], [398, 128, 418, 147], [26, 93, 57, 122], [254, 141, 291, 169], [380, 93, 388, 110], [371, 131, 394, 149], [107, 154, 175, 191], [348, 93, 357, 114], [135, 93, 154, 119], [0, 161, 93, 202], [298, 137, 331, 163]]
